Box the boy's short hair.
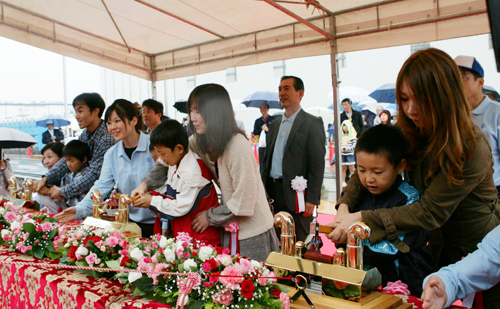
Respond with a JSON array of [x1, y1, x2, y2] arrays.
[[149, 143, 156, 152], [150, 119, 188, 151], [142, 99, 164, 116], [355, 124, 409, 167], [62, 140, 91, 163], [72, 93, 106, 118]]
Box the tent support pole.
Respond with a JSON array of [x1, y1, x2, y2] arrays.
[[151, 56, 157, 99], [329, 15, 342, 201]]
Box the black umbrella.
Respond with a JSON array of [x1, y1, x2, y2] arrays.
[[174, 100, 188, 114], [0, 127, 38, 149]]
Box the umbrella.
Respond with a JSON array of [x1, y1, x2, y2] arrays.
[[36, 114, 71, 127], [327, 86, 377, 111], [242, 91, 282, 109], [369, 83, 396, 103], [0, 127, 38, 149], [173, 100, 188, 114], [361, 110, 376, 127], [305, 106, 333, 129], [484, 85, 500, 102], [359, 102, 398, 115], [327, 125, 335, 135]]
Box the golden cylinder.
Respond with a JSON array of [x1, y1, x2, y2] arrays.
[[274, 211, 295, 256], [116, 194, 131, 224], [346, 221, 371, 270], [91, 190, 104, 219], [8, 176, 17, 198]]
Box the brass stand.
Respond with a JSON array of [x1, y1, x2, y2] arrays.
[[82, 190, 141, 237], [268, 212, 407, 309]]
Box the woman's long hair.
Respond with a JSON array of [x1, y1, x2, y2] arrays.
[[186, 84, 246, 160], [396, 48, 476, 186], [105, 99, 143, 133]]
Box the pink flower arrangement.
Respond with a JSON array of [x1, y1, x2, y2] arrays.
[[219, 266, 244, 290], [4, 211, 17, 222], [280, 292, 291, 309], [212, 289, 234, 306], [382, 280, 411, 296]]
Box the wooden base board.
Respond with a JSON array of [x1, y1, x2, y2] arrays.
[[287, 290, 413, 309]]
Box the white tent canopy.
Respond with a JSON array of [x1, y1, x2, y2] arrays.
[[0, 0, 491, 82]]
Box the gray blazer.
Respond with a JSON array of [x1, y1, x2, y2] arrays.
[[261, 109, 326, 210]]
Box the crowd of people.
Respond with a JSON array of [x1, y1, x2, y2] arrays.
[[0, 47, 497, 308]]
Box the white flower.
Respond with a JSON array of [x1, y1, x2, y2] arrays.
[[175, 240, 185, 252], [198, 246, 214, 261], [130, 247, 144, 261], [75, 246, 89, 256], [10, 221, 21, 230], [220, 255, 232, 267], [159, 236, 168, 248], [1, 229, 11, 238], [128, 272, 143, 283], [291, 176, 307, 191], [183, 259, 197, 270], [0, 207, 6, 215], [251, 260, 263, 271], [163, 248, 175, 262]]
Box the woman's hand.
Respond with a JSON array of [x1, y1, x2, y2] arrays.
[[421, 275, 447, 309], [132, 194, 152, 208], [0, 160, 6, 170], [54, 207, 76, 223], [192, 211, 209, 234], [327, 211, 362, 243], [131, 182, 148, 197], [34, 177, 47, 192]]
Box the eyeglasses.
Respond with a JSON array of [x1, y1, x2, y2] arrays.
[[461, 74, 475, 80]]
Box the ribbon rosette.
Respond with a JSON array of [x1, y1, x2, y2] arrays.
[[291, 176, 307, 214], [224, 221, 240, 255]]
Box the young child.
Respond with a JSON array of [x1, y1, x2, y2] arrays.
[[133, 119, 220, 246], [35, 142, 64, 209], [44, 140, 90, 213], [352, 124, 432, 296], [341, 119, 357, 187], [149, 143, 160, 163]]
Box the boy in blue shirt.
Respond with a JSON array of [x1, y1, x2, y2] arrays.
[[351, 125, 433, 296], [60, 140, 91, 207]]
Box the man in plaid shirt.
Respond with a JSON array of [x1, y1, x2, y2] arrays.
[[35, 93, 116, 203]]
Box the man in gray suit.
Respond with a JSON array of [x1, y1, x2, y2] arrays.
[[261, 76, 326, 241]]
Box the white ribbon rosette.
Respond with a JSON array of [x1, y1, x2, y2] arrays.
[[291, 176, 307, 214]]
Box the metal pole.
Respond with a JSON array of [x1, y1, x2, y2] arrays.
[[329, 15, 342, 200], [62, 56, 68, 137], [151, 56, 157, 99]]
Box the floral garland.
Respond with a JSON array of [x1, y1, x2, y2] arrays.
[[114, 232, 288, 308], [0, 200, 60, 259], [0, 200, 290, 308]]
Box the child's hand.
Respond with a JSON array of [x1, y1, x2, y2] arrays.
[[49, 186, 64, 201], [192, 211, 209, 234], [131, 182, 148, 197], [132, 193, 152, 208]]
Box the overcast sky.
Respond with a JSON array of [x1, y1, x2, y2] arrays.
[[0, 37, 101, 103]]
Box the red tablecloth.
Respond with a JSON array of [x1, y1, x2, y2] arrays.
[[0, 245, 171, 309]]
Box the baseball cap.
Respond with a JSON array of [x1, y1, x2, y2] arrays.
[[46, 120, 54, 125], [454, 55, 484, 78]]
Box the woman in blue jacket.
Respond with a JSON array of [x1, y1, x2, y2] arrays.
[[55, 99, 156, 237]]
